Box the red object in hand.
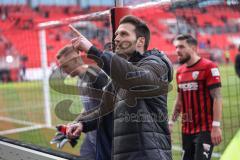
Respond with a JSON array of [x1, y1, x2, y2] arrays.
[[56, 125, 67, 135]]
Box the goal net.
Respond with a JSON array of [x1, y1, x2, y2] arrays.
[[0, 0, 239, 159]]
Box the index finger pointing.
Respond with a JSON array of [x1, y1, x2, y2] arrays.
[[69, 24, 82, 37]]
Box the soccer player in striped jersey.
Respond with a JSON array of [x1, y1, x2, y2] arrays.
[[169, 34, 222, 160]]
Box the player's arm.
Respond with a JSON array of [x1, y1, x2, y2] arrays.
[[172, 92, 182, 122], [210, 87, 222, 145], [169, 92, 182, 133], [66, 104, 101, 139], [66, 98, 114, 139], [210, 87, 222, 124]]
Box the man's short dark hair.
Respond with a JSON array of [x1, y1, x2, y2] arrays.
[[119, 15, 150, 51], [174, 34, 198, 46]]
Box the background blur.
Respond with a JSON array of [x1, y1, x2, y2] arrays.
[[0, 0, 239, 159]]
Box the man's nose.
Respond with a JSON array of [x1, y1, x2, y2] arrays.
[[175, 48, 180, 53], [175, 50, 181, 55], [114, 40, 119, 47], [114, 34, 121, 42]]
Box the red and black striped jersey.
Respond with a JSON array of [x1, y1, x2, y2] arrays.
[[176, 58, 221, 134]]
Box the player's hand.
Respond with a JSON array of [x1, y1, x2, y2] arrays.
[[168, 121, 174, 142], [66, 122, 83, 139], [168, 121, 174, 134], [69, 24, 93, 53], [168, 123, 174, 134], [211, 126, 222, 145]]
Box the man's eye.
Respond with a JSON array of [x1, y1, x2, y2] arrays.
[[178, 46, 184, 49], [121, 32, 127, 36]]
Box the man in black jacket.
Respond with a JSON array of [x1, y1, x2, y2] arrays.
[[66, 15, 173, 160]]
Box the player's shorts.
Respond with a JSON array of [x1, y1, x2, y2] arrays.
[[182, 131, 214, 160]]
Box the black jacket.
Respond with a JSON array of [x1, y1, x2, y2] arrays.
[[235, 53, 240, 77], [78, 46, 173, 160]]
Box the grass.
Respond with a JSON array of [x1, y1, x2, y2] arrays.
[[0, 64, 239, 159], [0, 80, 84, 155]]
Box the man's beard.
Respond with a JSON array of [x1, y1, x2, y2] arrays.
[[115, 40, 136, 55], [179, 54, 191, 64]]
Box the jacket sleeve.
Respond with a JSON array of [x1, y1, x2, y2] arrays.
[[235, 54, 240, 77], [76, 68, 109, 132], [75, 107, 100, 132], [87, 46, 170, 93], [75, 83, 116, 132], [85, 67, 109, 89]]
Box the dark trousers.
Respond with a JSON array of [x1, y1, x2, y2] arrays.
[[182, 131, 214, 160], [79, 98, 99, 160], [79, 133, 96, 160]]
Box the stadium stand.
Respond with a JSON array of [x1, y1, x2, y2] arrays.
[[0, 3, 239, 80]]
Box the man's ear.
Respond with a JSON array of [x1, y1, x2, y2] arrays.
[[136, 37, 145, 48], [190, 44, 197, 52]]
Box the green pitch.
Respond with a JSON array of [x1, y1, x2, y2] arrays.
[[0, 64, 239, 159]]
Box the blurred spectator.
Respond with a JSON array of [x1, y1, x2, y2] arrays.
[[206, 39, 211, 48], [55, 33, 61, 41], [44, 11, 49, 18], [63, 7, 69, 15], [224, 47, 230, 64], [23, 18, 34, 30], [0, 69, 11, 83], [19, 56, 28, 81], [235, 45, 240, 77], [14, 18, 21, 28], [1, 6, 8, 21], [34, 6, 40, 12], [220, 15, 227, 23], [209, 47, 223, 63]]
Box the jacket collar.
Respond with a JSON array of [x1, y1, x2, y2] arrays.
[[128, 51, 145, 63], [128, 49, 163, 63]]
